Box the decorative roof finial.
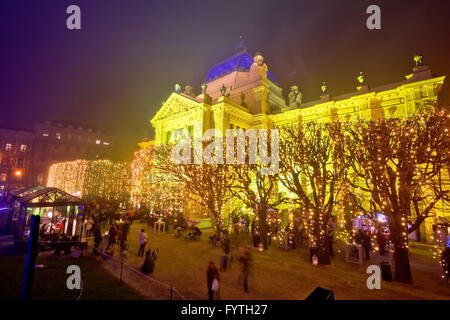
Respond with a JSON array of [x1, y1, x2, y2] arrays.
[[357, 72, 366, 85], [235, 34, 247, 52], [321, 81, 328, 94], [220, 84, 227, 96], [201, 83, 207, 94]]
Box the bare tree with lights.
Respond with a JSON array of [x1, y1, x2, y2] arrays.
[[278, 121, 344, 264], [228, 130, 284, 250], [131, 146, 156, 207], [153, 139, 231, 232], [335, 111, 450, 283]]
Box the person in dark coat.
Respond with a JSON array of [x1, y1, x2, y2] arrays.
[[326, 216, 337, 256], [356, 229, 371, 260], [238, 246, 251, 293], [206, 261, 220, 300], [377, 230, 388, 255], [220, 237, 231, 272], [140, 250, 155, 275], [93, 223, 102, 255], [253, 231, 261, 248], [107, 224, 117, 249]]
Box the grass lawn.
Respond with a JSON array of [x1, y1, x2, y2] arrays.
[[100, 221, 450, 300], [0, 254, 143, 300]]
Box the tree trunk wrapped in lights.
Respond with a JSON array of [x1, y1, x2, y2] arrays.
[[335, 111, 450, 283], [278, 122, 344, 264], [131, 146, 156, 207], [228, 130, 284, 250]]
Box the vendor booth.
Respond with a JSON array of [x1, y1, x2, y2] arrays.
[[11, 187, 83, 244], [7, 186, 44, 209], [3, 186, 45, 232]]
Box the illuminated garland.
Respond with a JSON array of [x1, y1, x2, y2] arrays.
[[47, 159, 131, 201]]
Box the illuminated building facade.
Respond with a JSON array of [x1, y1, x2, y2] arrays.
[[0, 121, 113, 190], [148, 43, 447, 243], [32, 121, 113, 185], [0, 128, 34, 190]]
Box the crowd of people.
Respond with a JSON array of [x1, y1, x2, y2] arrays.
[[81, 201, 450, 300]]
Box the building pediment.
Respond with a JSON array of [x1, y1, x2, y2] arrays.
[[151, 92, 200, 124]]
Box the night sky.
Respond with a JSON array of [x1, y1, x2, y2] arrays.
[[1, 0, 450, 161]]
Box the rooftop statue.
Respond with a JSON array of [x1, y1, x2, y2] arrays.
[[184, 85, 195, 97], [250, 52, 268, 78], [414, 54, 423, 67], [357, 72, 366, 85], [321, 81, 328, 95], [288, 85, 302, 108]]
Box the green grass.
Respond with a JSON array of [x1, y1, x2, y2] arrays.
[[107, 221, 450, 300], [0, 255, 143, 300], [2, 220, 448, 300]]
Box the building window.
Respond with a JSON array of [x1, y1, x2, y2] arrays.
[[20, 144, 27, 152], [42, 133, 49, 137], [103, 141, 110, 146], [56, 133, 61, 140], [0, 173, 6, 182], [5, 143, 12, 151], [17, 158, 24, 168], [96, 139, 101, 144]]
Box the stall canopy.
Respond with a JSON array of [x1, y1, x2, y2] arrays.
[[17, 187, 82, 208], [10, 185, 44, 199]]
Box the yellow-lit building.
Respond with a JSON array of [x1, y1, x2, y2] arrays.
[[148, 44, 447, 243]]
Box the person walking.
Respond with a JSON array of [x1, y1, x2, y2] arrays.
[[138, 229, 148, 257], [128, 209, 134, 224], [326, 216, 337, 257], [107, 223, 117, 250], [86, 217, 94, 236], [238, 246, 251, 293], [220, 236, 231, 272], [356, 228, 371, 260], [206, 261, 220, 300], [377, 229, 387, 255]]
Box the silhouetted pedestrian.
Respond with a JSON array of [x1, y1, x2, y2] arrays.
[[238, 246, 251, 293], [138, 229, 148, 257], [206, 261, 220, 300]]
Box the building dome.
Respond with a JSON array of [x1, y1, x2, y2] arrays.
[[205, 50, 277, 83]]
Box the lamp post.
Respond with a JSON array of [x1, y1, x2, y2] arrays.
[[15, 170, 22, 188]]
